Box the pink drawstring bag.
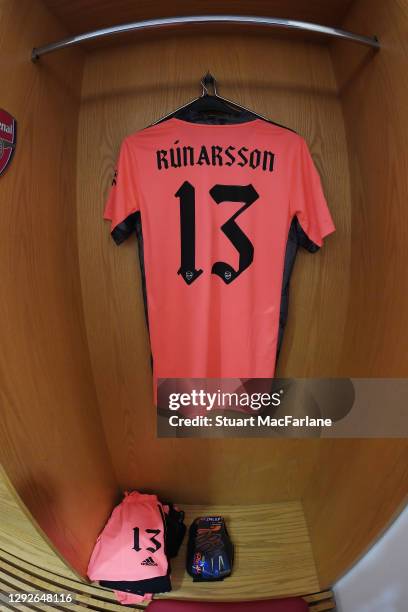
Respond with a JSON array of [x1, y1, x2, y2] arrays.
[[87, 491, 168, 582]]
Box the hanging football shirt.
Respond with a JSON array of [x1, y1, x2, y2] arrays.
[[104, 118, 335, 385]]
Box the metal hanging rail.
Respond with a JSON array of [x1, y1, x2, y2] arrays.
[[31, 15, 380, 60]]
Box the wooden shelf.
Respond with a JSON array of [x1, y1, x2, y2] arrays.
[[0, 476, 328, 608], [160, 501, 319, 601]]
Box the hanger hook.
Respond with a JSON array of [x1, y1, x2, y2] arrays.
[[200, 78, 209, 96], [201, 71, 217, 96]]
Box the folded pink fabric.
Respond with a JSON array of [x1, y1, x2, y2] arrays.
[[114, 590, 152, 605], [88, 491, 168, 582]]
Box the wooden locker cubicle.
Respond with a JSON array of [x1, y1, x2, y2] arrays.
[[0, 0, 407, 602]]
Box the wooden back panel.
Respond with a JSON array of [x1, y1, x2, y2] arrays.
[[0, 0, 118, 576], [77, 33, 351, 501]]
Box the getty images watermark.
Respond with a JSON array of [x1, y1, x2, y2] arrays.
[[158, 378, 408, 438], [165, 388, 333, 429]]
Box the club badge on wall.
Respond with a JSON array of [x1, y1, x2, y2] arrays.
[[0, 109, 17, 177]]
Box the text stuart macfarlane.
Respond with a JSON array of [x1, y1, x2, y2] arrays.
[[168, 415, 333, 428]]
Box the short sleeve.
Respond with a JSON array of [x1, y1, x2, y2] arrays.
[[104, 138, 140, 245], [290, 137, 335, 250]]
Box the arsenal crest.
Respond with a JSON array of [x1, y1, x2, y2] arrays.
[[0, 109, 17, 176]]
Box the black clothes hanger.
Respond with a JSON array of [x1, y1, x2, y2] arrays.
[[150, 72, 269, 126]]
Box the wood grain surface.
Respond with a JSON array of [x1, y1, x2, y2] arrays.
[[42, 0, 355, 40], [303, 439, 408, 588], [300, 0, 408, 588], [76, 33, 351, 502], [0, 473, 319, 603], [332, 0, 408, 376], [161, 501, 319, 600], [0, 467, 77, 578], [0, 0, 118, 577]]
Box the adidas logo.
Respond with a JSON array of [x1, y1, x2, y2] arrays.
[[141, 556, 158, 566]]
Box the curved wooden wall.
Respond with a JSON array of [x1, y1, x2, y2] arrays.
[[302, 0, 408, 588], [333, 0, 408, 376], [303, 439, 408, 588], [0, 0, 118, 577], [76, 32, 351, 501]]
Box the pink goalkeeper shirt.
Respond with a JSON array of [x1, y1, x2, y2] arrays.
[[104, 118, 335, 385]]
